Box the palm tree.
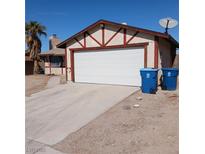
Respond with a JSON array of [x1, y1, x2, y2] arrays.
[[25, 21, 47, 74]]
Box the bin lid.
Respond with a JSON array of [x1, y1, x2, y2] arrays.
[[140, 68, 158, 72], [161, 68, 179, 71]]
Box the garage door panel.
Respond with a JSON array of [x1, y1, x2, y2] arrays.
[[74, 48, 144, 86]]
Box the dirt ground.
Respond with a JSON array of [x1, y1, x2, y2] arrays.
[[25, 75, 50, 96], [53, 88, 178, 154]]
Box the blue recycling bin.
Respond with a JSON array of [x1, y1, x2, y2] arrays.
[[140, 68, 158, 94], [161, 68, 179, 90]]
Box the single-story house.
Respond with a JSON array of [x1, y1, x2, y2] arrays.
[[40, 34, 66, 75], [57, 19, 179, 86]]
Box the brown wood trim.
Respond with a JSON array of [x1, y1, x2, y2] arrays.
[[101, 20, 169, 38], [144, 45, 147, 68], [70, 42, 148, 51], [104, 28, 122, 46], [49, 65, 51, 74], [100, 20, 169, 39], [65, 48, 68, 81], [57, 19, 172, 48], [84, 33, 86, 48], [70, 49, 75, 81], [126, 31, 139, 44], [154, 36, 159, 68], [49, 57, 51, 74], [102, 24, 105, 46], [74, 38, 84, 48], [86, 31, 102, 46], [123, 28, 127, 47]]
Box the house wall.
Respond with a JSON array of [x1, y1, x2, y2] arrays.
[[43, 55, 66, 75], [65, 25, 165, 81], [45, 67, 50, 74], [127, 32, 155, 68], [51, 68, 65, 75], [44, 67, 65, 75], [105, 26, 124, 46], [158, 38, 172, 68], [87, 26, 102, 47], [45, 62, 50, 67]]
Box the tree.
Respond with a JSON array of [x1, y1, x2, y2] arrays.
[[25, 21, 47, 74]]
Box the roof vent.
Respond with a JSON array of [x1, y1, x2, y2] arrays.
[[121, 22, 127, 25]]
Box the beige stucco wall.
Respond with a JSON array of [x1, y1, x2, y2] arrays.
[[88, 25, 102, 46], [105, 26, 124, 46], [67, 39, 82, 49], [45, 62, 50, 67], [65, 25, 162, 81], [45, 68, 50, 74], [45, 67, 65, 75]]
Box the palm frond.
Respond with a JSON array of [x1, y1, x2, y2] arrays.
[[25, 21, 47, 58]]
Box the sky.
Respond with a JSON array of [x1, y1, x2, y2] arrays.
[[26, 0, 179, 52]]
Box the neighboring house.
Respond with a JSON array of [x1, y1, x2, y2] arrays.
[[40, 34, 66, 75], [57, 19, 179, 86], [25, 51, 34, 75]]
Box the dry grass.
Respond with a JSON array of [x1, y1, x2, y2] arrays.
[[25, 75, 50, 96]]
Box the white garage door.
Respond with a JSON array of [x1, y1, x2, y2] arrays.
[[74, 47, 144, 86]]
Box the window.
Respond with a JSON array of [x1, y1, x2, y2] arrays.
[[50, 56, 64, 67]]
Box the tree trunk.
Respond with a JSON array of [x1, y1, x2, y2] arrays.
[[33, 59, 39, 74]]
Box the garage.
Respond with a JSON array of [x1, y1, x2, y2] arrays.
[[74, 47, 144, 86], [57, 19, 178, 86]]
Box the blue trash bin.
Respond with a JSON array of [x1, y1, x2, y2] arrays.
[[140, 68, 158, 94], [161, 68, 179, 90]]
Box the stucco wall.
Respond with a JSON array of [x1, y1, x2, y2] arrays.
[[88, 25, 102, 46], [65, 25, 163, 81], [45, 62, 50, 67], [158, 38, 172, 68], [105, 26, 124, 46], [45, 68, 50, 74], [45, 67, 65, 75]]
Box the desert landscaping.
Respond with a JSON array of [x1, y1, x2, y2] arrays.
[[25, 75, 50, 96], [26, 75, 178, 154], [53, 88, 178, 154]]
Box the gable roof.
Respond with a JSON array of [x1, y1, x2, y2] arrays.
[[40, 48, 65, 56], [57, 19, 179, 48]]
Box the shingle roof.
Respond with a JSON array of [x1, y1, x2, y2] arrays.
[[40, 48, 65, 56]]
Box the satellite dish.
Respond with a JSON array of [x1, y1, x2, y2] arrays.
[[159, 17, 178, 34]]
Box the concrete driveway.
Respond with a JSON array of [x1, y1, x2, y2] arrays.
[[26, 82, 138, 153]]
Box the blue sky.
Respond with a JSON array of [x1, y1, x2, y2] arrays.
[[26, 0, 179, 52]]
